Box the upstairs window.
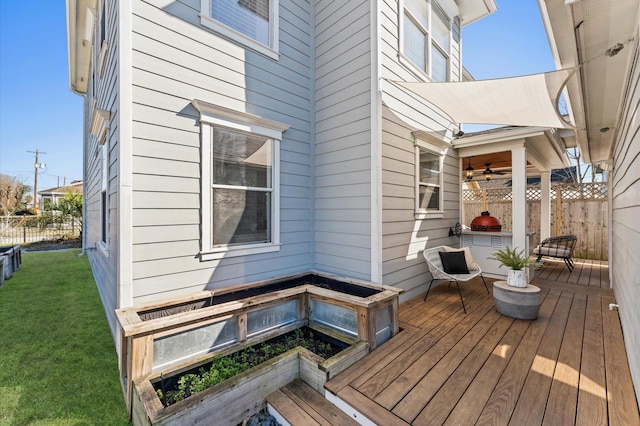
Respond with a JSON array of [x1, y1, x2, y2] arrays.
[[200, 0, 279, 59], [430, 3, 450, 82], [401, 0, 452, 82]]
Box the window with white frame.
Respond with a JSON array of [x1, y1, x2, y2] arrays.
[[413, 131, 448, 218], [212, 128, 273, 246], [401, 0, 452, 82], [100, 142, 109, 248], [192, 100, 289, 261], [89, 103, 111, 254], [200, 0, 279, 59]]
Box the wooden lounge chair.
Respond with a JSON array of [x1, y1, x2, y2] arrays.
[[534, 235, 577, 272], [423, 246, 489, 314]]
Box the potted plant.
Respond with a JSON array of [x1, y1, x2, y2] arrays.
[[487, 246, 531, 288]]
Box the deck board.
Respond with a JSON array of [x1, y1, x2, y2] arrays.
[[541, 292, 586, 426], [508, 290, 578, 425], [391, 310, 504, 421], [602, 298, 640, 425], [443, 318, 531, 425], [371, 297, 497, 409], [575, 295, 608, 425], [412, 314, 514, 425], [326, 259, 639, 425], [475, 290, 568, 426]]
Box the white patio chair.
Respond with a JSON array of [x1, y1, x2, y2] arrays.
[[423, 246, 489, 314]]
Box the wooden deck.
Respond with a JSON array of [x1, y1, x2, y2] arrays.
[[326, 259, 640, 425]]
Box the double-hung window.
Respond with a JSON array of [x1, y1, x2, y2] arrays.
[[401, 0, 452, 82], [200, 0, 279, 59], [212, 129, 273, 247], [418, 150, 441, 211], [89, 103, 111, 254], [413, 131, 449, 219], [193, 100, 289, 261], [101, 143, 108, 246]]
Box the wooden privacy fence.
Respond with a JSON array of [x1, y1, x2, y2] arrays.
[[463, 182, 608, 260]]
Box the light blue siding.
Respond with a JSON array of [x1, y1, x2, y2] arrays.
[[85, 0, 120, 337], [610, 29, 640, 405], [379, 0, 463, 301], [313, 0, 374, 280], [128, 0, 314, 304]]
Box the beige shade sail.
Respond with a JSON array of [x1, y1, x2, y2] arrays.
[[392, 68, 577, 129]]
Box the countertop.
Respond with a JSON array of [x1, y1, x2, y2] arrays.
[[461, 230, 536, 237]]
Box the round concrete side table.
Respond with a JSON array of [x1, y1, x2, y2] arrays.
[[492, 280, 541, 320]]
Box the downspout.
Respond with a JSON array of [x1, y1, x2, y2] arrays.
[[80, 95, 90, 255], [310, 1, 317, 271], [370, 0, 383, 283], [117, 0, 134, 308]]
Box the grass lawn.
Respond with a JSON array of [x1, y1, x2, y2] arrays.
[[0, 249, 129, 425]]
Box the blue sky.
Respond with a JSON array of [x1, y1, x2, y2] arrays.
[[462, 1, 555, 79], [0, 1, 83, 194], [0, 1, 554, 197]]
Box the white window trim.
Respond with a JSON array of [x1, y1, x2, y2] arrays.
[[413, 130, 450, 220], [89, 100, 111, 256], [98, 142, 110, 256], [199, 0, 279, 60], [398, 0, 455, 82], [192, 100, 289, 261], [98, 40, 109, 78]]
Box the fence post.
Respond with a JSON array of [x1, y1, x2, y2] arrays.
[[482, 189, 487, 211], [555, 186, 562, 236], [23, 226, 27, 243]]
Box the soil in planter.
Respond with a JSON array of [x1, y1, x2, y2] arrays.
[[139, 273, 380, 321], [154, 327, 346, 407]]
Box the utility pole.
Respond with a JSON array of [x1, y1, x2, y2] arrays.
[[27, 149, 46, 210]]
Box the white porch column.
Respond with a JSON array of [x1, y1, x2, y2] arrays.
[[540, 171, 551, 241], [511, 147, 527, 253]]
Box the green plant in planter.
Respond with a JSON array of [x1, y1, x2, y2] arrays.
[[487, 246, 531, 270], [155, 328, 343, 406]]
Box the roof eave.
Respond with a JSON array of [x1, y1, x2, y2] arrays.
[[66, 0, 97, 95], [457, 0, 498, 27], [537, 0, 589, 161]]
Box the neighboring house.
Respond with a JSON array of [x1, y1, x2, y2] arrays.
[[539, 0, 640, 405], [66, 0, 639, 404], [38, 180, 83, 210]]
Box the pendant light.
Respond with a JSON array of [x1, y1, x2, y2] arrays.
[[465, 158, 474, 181]]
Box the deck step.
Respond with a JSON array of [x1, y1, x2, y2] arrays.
[[266, 379, 359, 426]]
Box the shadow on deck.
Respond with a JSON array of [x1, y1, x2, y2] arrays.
[[325, 259, 640, 425]]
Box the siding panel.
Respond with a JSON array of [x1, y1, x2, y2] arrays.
[[379, 0, 462, 300], [128, 0, 314, 304], [610, 35, 640, 405], [85, 0, 120, 338], [312, 0, 373, 280]]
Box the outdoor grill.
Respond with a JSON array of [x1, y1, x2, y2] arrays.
[[470, 211, 502, 232]]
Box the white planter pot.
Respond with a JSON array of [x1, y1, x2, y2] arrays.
[[507, 268, 527, 288]]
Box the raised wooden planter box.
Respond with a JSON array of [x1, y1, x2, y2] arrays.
[[116, 272, 401, 416], [0, 245, 22, 283], [131, 326, 369, 426]]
